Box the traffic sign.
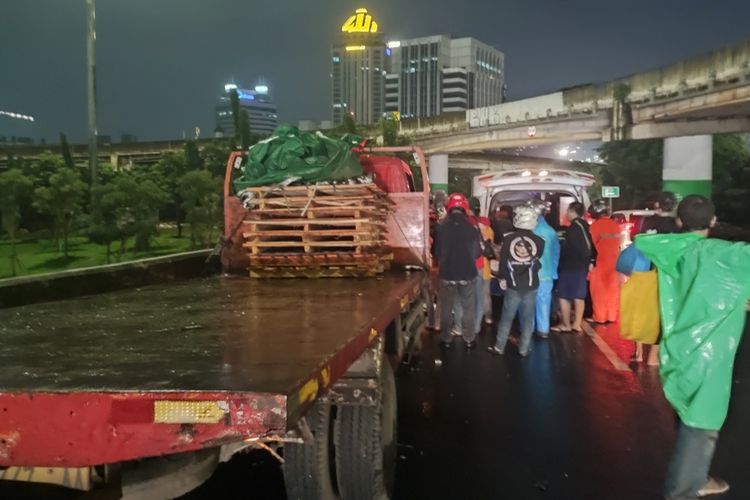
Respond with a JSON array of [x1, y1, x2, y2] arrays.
[[527, 126, 537, 137], [602, 186, 620, 198]]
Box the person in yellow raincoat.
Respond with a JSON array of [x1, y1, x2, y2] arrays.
[[636, 195, 750, 500]]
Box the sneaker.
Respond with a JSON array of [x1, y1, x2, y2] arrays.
[[464, 340, 476, 349], [440, 340, 453, 349], [536, 332, 549, 339], [697, 476, 730, 497], [519, 350, 530, 357], [484, 318, 493, 325], [487, 345, 504, 356], [451, 328, 462, 337]]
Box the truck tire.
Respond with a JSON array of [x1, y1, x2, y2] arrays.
[[283, 400, 339, 500], [334, 363, 397, 500]]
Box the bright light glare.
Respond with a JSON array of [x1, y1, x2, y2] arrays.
[[224, 83, 238, 92], [538, 170, 549, 177], [254, 85, 269, 94], [521, 170, 531, 177], [387, 41, 401, 48], [557, 148, 569, 157]]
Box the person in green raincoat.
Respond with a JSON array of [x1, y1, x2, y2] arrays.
[[636, 195, 750, 500]]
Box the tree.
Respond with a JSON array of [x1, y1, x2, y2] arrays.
[[60, 133, 75, 169], [597, 139, 663, 209], [239, 109, 252, 150], [33, 168, 88, 257], [88, 180, 123, 263], [0, 169, 33, 276], [184, 140, 204, 171], [103, 174, 168, 254], [178, 170, 223, 247], [230, 89, 241, 144], [341, 113, 358, 135], [379, 116, 399, 146], [201, 140, 233, 178], [23, 153, 66, 190], [153, 152, 189, 237], [712, 133, 750, 225]]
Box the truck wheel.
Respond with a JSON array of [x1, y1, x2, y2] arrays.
[[283, 400, 339, 500], [334, 363, 397, 500]]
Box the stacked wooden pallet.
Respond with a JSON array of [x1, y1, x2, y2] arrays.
[[241, 183, 393, 278]]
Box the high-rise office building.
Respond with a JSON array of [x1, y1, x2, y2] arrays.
[[385, 36, 504, 118], [215, 83, 278, 137], [331, 8, 386, 126]]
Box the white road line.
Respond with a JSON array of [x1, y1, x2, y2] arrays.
[[582, 322, 631, 371]]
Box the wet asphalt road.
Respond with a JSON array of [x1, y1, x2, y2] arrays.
[[181, 317, 750, 500], [3, 318, 749, 500]]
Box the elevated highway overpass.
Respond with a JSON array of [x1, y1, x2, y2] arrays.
[[405, 39, 750, 155]]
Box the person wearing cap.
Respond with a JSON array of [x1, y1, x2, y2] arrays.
[[435, 193, 482, 348], [588, 199, 623, 324], [488, 205, 545, 357], [530, 200, 560, 338]]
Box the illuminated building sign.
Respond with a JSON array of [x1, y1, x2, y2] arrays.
[[341, 8, 379, 33], [345, 45, 366, 51]]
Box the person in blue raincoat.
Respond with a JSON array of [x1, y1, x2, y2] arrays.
[[530, 199, 560, 338], [636, 195, 750, 500]]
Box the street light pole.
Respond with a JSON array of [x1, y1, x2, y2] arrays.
[[86, 0, 97, 190]]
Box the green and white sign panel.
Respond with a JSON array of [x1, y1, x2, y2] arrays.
[[602, 186, 620, 198]]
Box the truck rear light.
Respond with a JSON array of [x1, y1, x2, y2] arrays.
[[153, 400, 228, 424]]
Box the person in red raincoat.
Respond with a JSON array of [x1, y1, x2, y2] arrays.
[[588, 199, 623, 324]]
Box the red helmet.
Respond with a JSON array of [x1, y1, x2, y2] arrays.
[[445, 192, 469, 213]]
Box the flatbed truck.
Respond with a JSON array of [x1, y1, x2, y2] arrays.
[[0, 146, 433, 500]]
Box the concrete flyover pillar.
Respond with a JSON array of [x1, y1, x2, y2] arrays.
[[428, 154, 449, 193], [663, 135, 712, 200]]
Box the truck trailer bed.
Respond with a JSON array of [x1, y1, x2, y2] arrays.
[[0, 271, 425, 466]]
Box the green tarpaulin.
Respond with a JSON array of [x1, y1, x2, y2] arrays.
[[233, 126, 364, 190], [636, 233, 750, 430]]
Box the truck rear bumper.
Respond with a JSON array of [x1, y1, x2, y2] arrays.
[[0, 391, 285, 467]]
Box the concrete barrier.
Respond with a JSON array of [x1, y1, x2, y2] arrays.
[[0, 250, 217, 308]]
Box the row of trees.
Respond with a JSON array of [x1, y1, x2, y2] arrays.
[[598, 134, 750, 224], [0, 140, 232, 276]]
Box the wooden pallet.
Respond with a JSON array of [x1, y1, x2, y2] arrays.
[[241, 183, 393, 277], [248, 251, 392, 278]]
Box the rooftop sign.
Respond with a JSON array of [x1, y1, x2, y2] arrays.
[[341, 8, 379, 33]]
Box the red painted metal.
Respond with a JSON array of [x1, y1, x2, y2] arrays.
[[0, 392, 285, 467], [221, 150, 250, 272], [0, 272, 427, 468]]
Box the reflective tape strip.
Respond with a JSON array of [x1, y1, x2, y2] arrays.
[[153, 400, 227, 424]]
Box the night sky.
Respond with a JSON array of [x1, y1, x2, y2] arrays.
[[2, 0, 749, 143]]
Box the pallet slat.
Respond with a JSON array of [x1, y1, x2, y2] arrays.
[[240, 183, 392, 277]]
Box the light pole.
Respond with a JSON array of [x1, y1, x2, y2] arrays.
[[86, 0, 97, 190]]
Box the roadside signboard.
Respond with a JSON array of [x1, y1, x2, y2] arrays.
[[602, 186, 620, 198]]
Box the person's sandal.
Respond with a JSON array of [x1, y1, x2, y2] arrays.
[[487, 345, 504, 355], [697, 476, 729, 497], [550, 325, 571, 333]]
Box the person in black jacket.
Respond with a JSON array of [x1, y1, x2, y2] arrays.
[[488, 204, 545, 357], [436, 193, 481, 348], [552, 201, 595, 333]]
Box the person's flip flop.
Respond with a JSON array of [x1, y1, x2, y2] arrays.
[[550, 326, 572, 333]]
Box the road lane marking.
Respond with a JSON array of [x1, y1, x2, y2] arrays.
[[582, 322, 631, 371]]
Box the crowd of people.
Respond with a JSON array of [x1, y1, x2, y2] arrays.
[[433, 191, 607, 357], [430, 190, 750, 500]]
